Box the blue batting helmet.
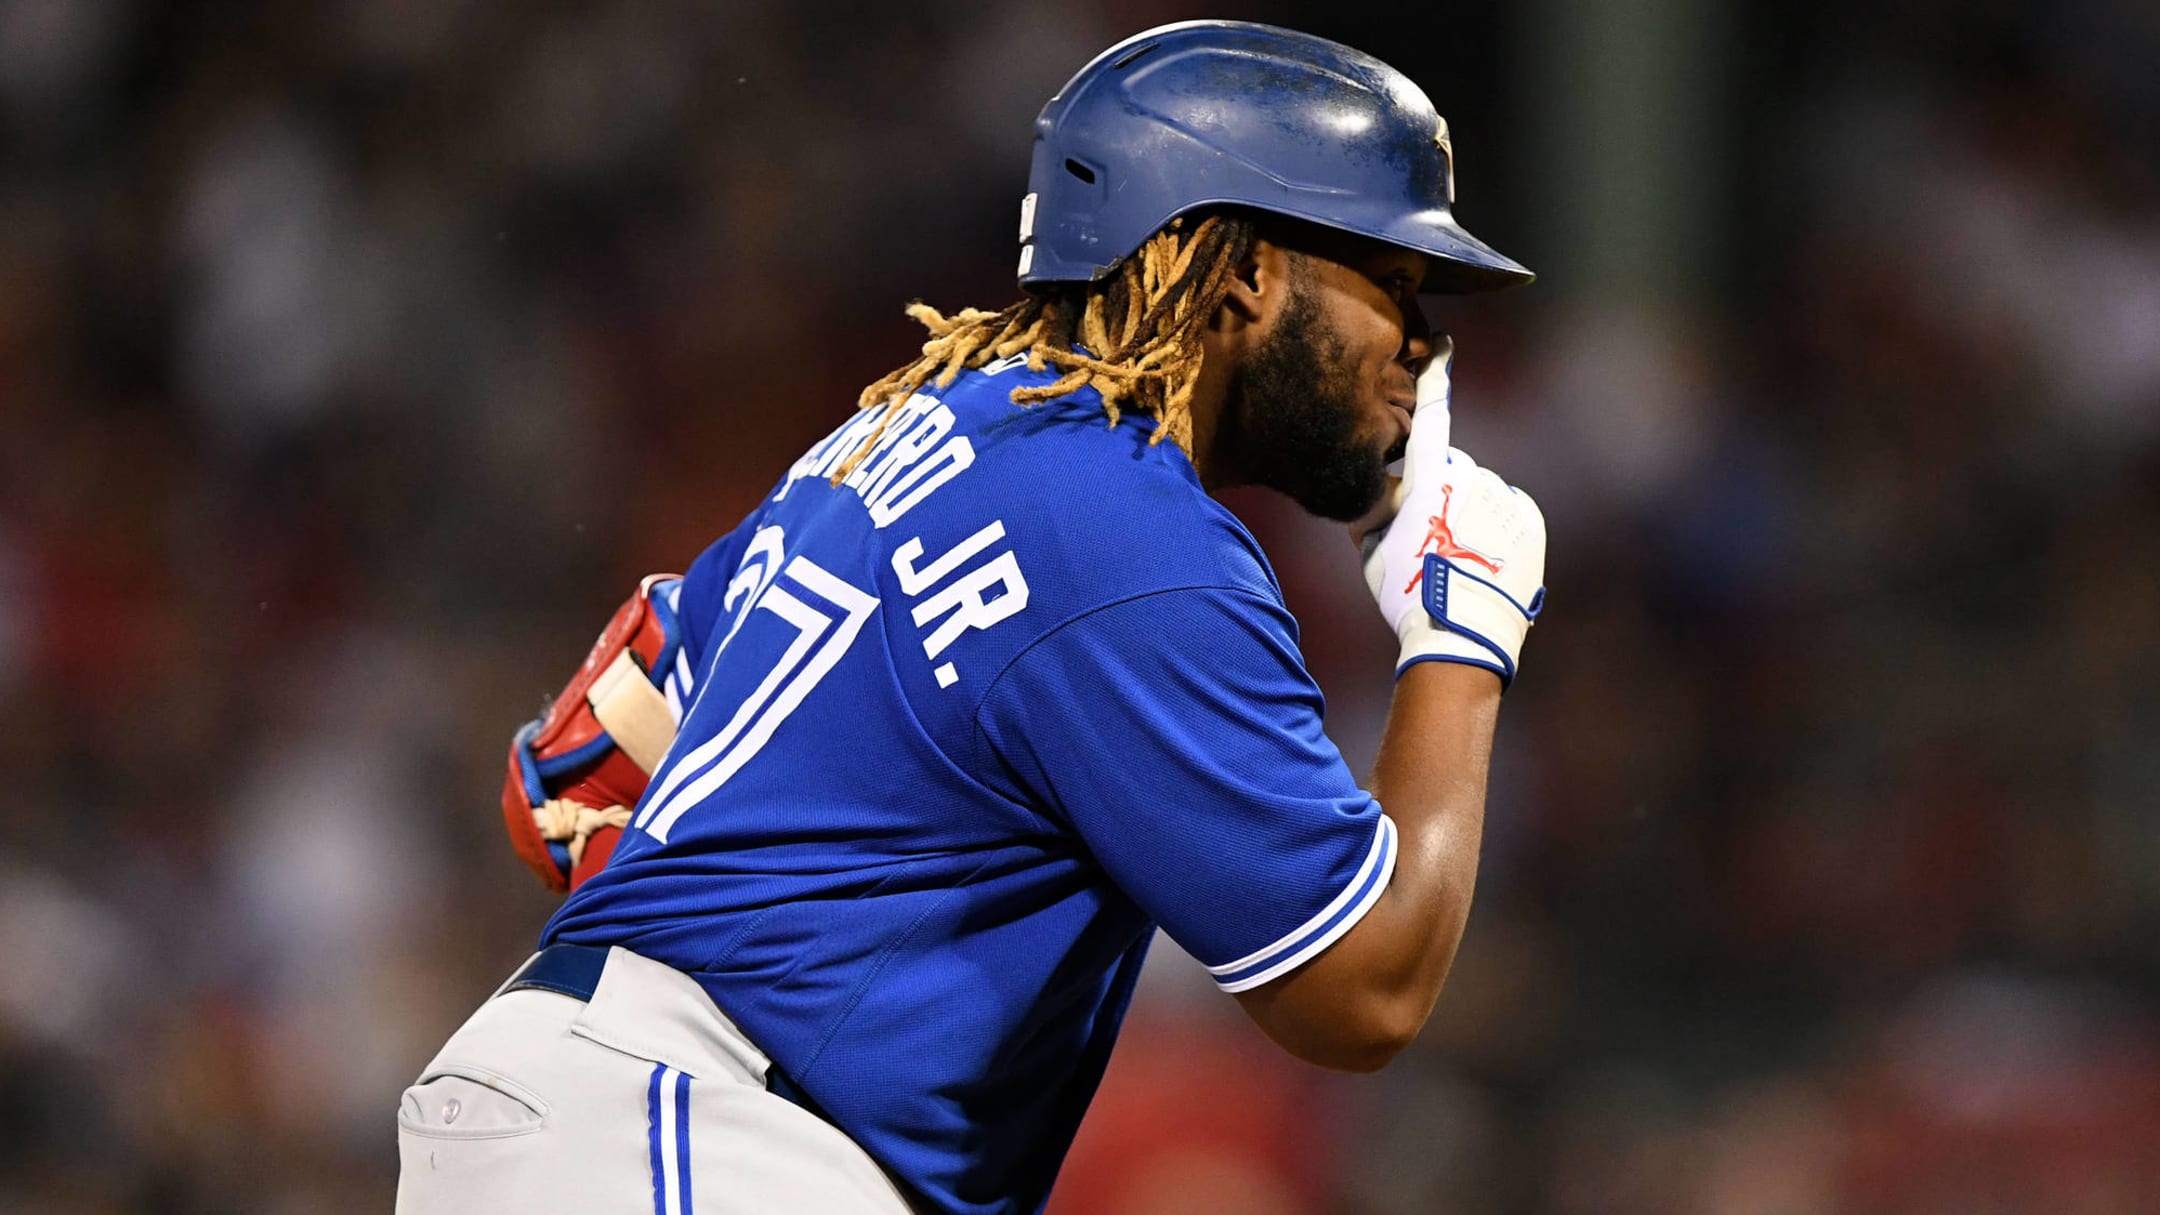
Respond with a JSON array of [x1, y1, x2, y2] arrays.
[[1018, 21, 1533, 294]]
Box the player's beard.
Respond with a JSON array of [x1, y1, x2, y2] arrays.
[[1231, 279, 1394, 522]]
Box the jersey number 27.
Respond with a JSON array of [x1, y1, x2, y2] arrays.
[[632, 526, 876, 843]]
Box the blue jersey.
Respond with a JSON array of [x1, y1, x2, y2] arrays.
[[544, 357, 1397, 1215]]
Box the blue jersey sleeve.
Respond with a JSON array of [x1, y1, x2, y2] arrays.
[[974, 586, 1397, 993]]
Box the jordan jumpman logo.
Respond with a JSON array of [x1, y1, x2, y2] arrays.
[[1403, 484, 1505, 594]]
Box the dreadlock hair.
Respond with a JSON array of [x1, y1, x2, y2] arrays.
[[832, 212, 1260, 483]]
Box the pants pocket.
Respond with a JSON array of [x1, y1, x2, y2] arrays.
[[397, 1067, 547, 1141]]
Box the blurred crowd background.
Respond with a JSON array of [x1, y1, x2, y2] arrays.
[[3, 1, 2156, 1212]]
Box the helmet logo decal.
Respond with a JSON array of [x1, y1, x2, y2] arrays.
[[1435, 116, 1456, 205]]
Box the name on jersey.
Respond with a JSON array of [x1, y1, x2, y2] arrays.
[[774, 391, 971, 528], [768, 368, 1032, 689], [893, 520, 1026, 688]]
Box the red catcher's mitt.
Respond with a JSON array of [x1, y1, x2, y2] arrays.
[[502, 574, 684, 892]]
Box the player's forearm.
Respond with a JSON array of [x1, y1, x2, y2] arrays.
[[1360, 659, 1501, 1025], [1323, 352, 1541, 1063], [1233, 659, 1500, 1071]]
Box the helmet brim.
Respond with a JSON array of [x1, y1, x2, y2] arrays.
[[1024, 200, 1535, 295], [1383, 210, 1535, 294], [1169, 200, 1537, 295]]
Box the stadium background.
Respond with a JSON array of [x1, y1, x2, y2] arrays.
[[3, 1, 2157, 1211]]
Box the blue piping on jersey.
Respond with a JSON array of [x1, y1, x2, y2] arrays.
[[1209, 814, 1397, 991]]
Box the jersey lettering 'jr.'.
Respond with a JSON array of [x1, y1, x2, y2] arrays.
[[545, 356, 1398, 1215]]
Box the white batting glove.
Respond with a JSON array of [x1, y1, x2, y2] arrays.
[[1359, 340, 1547, 686]]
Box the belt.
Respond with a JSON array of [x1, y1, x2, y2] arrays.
[[506, 943, 826, 1118], [506, 941, 613, 1001]]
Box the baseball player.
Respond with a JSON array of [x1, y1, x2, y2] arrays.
[[397, 20, 1546, 1215]]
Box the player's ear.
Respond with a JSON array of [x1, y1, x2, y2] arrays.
[[1214, 238, 1286, 330]]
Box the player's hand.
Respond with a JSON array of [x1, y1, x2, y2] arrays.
[[1356, 341, 1546, 686]]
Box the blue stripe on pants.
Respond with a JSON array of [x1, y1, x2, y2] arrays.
[[674, 1070, 694, 1215], [647, 1064, 666, 1215]]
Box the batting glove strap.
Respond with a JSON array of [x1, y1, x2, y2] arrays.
[[1398, 554, 1547, 686]]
